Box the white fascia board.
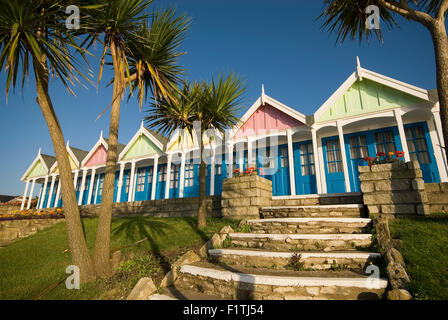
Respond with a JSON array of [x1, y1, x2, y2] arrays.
[[81, 137, 108, 167], [21, 153, 49, 181], [361, 68, 429, 100], [118, 127, 164, 161], [230, 95, 308, 140], [314, 72, 359, 121]]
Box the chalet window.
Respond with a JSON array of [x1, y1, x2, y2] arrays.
[[405, 126, 431, 164], [374, 130, 396, 155], [300, 143, 315, 176], [326, 140, 343, 173]]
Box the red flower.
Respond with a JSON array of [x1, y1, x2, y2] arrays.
[[233, 168, 240, 173], [248, 167, 255, 171], [377, 152, 386, 157]]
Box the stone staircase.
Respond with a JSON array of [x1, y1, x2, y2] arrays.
[[153, 203, 388, 300]]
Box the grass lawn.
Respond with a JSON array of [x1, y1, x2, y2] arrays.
[[0, 216, 238, 300], [389, 213, 448, 300]]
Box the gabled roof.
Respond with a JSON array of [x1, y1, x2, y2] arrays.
[[49, 141, 89, 173], [21, 149, 54, 181], [119, 123, 167, 161], [314, 57, 431, 124], [230, 86, 307, 138], [166, 127, 224, 151], [81, 131, 126, 167]]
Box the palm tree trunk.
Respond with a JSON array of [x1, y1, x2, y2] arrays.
[[197, 134, 207, 228], [33, 56, 96, 283], [429, 21, 448, 161], [93, 40, 124, 277]]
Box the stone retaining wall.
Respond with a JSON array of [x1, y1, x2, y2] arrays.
[[79, 196, 222, 218], [0, 218, 63, 246], [221, 175, 272, 220], [425, 182, 448, 213], [359, 161, 429, 217], [0, 205, 21, 215]]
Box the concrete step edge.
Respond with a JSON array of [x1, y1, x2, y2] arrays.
[[261, 204, 364, 210], [247, 218, 372, 224], [229, 233, 372, 240], [180, 265, 388, 289], [208, 249, 380, 259]]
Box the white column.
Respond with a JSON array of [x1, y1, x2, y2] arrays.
[[55, 179, 62, 208], [247, 138, 254, 167], [238, 145, 244, 171], [394, 109, 411, 162], [317, 135, 327, 194], [165, 155, 172, 199], [179, 153, 186, 198], [73, 170, 79, 188], [287, 129, 296, 195], [116, 163, 125, 203], [27, 179, 36, 209], [227, 143, 234, 178], [21, 180, 30, 210], [46, 175, 56, 208], [311, 128, 323, 194], [432, 110, 448, 181], [36, 186, 43, 209], [337, 121, 351, 193], [132, 164, 139, 202], [87, 168, 96, 205], [128, 161, 136, 202], [39, 176, 49, 209], [428, 117, 448, 182], [151, 157, 159, 200], [93, 172, 100, 204], [78, 169, 87, 205], [210, 149, 216, 196]]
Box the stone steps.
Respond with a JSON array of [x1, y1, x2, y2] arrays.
[[208, 248, 380, 270], [247, 217, 372, 234], [228, 232, 372, 251], [260, 204, 366, 219], [175, 262, 388, 300]]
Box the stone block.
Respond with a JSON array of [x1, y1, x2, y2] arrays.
[[357, 165, 371, 173], [381, 204, 415, 215], [412, 179, 425, 191], [360, 182, 374, 193], [126, 277, 157, 300], [387, 289, 412, 300], [425, 183, 440, 193]]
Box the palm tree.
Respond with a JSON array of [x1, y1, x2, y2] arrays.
[[318, 0, 448, 161], [82, 0, 189, 276], [145, 74, 246, 228], [0, 0, 96, 281]]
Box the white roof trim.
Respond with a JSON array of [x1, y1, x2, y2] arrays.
[[118, 127, 164, 161], [49, 144, 82, 173], [314, 67, 431, 122], [21, 152, 49, 181], [230, 93, 307, 139], [81, 135, 108, 167], [166, 127, 223, 151]]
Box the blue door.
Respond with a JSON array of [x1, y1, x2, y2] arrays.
[[206, 163, 212, 196], [156, 164, 167, 199], [49, 181, 58, 208], [276, 146, 291, 196], [323, 137, 346, 193], [120, 170, 131, 202], [293, 141, 317, 195], [81, 176, 91, 205], [134, 167, 149, 201], [214, 154, 226, 195], [43, 183, 51, 208], [184, 161, 199, 198], [94, 173, 105, 204], [75, 177, 82, 203], [169, 164, 180, 199], [346, 134, 375, 192], [405, 123, 440, 183]]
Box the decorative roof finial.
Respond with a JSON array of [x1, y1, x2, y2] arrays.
[[38, 148, 41, 155], [356, 56, 363, 81], [140, 119, 144, 129], [66, 140, 70, 148], [100, 130, 103, 139], [261, 84, 265, 105]]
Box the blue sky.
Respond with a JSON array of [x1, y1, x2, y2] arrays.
[[0, 0, 438, 196]]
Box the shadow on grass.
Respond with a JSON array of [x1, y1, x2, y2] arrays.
[[111, 217, 173, 274]]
